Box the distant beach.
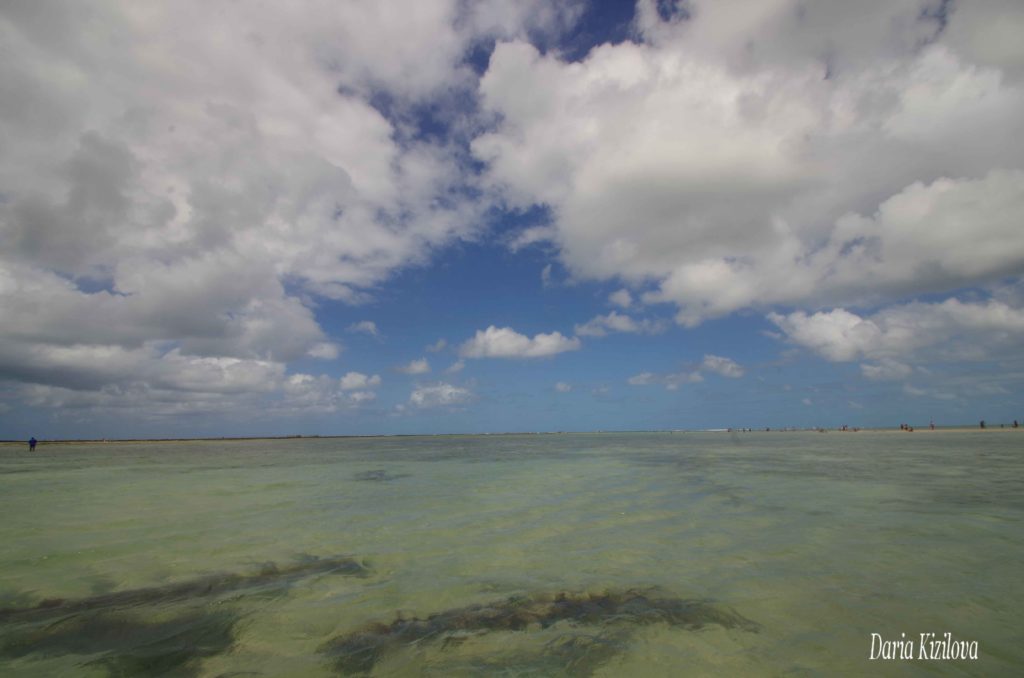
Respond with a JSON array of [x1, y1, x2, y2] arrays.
[[2, 424, 1020, 446]]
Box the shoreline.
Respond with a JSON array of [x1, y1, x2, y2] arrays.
[[1, 426, 1020, 446]]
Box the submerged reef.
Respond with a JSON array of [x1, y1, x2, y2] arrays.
[[319, 587, 759, 675], [0, 554, 370, 623]]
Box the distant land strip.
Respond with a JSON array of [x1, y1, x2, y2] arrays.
[[1, 426, 1020, 445]]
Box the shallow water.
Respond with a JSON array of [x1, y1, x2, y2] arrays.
[[0, 432, 1021, 676]]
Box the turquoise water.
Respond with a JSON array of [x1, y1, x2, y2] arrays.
[[0, 432, 1021, 676]]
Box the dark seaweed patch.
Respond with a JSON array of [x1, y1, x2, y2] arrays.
[[422, 629, 632, 677], [544, 630, 633, 676], [0, 554, 370, 623], [319, 588, 758, 674], [0, 607, 240, 676], [352, 469, 410, 482]]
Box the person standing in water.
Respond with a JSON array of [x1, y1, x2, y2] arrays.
[[28, 437, 37, 451]]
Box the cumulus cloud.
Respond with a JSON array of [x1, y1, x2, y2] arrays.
[[396, 358, 431, 375], [0, 1, 574, 418], [348, 321, 379, 336], [700, 354, 745, 378], [282, 373, 376, 413], [608, 289, 633, 308], [861, 360, 913, 381], [627, 369, 703, 390], [409, 382, 473, 408], [474, 2, 1024, 325], [767, 309, 884, 362], [554, 381, 572, 392], [339, 371, 382, 390], [5, 0, 1024, 426], [459, 325, 581, 358], [425, 338, 447, 352], [574, 311, 665, 337], [445, 360, 466, 374], [509, 225, 557, 252], [3, 357, 379, 419], [627, 354, 743, 389], [307, 342, 341, 360], [627, 372, 659, 386], [769, 298, 1024, 368]]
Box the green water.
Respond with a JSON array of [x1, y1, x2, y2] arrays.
[[0, 432, 1021, 676]]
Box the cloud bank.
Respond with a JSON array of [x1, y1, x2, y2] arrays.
[[474, 0, 1024, 324], [0, 1, 570, 417], [2, 0, 1022, 427]]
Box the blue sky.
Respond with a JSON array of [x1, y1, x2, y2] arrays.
[[1, 1, 1023, 438]]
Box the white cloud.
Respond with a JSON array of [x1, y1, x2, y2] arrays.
[[339, 371, 382, 390], [0, 341, 284, 396], [861, 360, 913, 381], [625, 355, 742, 389], [307, 342, 341, 360], [574, 311, 665, 337], [1, 352, 378, 419], [4, 1, 1024, 425], [348, 321, 379, 336], [665, 371, 705, 390], [426, 338, 447, 352], [409, 381, 473, 408], [397, 358, 431, 374], [770, 298, 1024, 366], [627, 369, 703, 390], [700, 354, 745, 378], [942, 0, 1024, 80], [282, 373, 377, 412], [627, 372, 659, 386], [540, 263, 553, 287], [767, 309, 886, 362], [554, 381, 572, 392], [459, 325, 581, 358], [445, 359, 466, 374], [609, 289, 633, 308], [509, 225, 557, 252], [347, 390, 377, 404], [474, 5, 1024, 325], [0, 1, 576, 416]]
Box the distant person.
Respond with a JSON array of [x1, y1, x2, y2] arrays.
[[1015, 420, 1019, 429], [28, 437, 37, 451], [980, 420, 985, 429]]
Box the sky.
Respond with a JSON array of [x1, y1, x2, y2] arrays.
[[1, 0, 1023, 438]]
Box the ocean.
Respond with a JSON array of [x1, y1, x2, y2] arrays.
[[1, 431, 1021, 676]]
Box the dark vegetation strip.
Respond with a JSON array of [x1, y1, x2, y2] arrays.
[[0, 554, 370, 623], [319, 588, 759, 674]]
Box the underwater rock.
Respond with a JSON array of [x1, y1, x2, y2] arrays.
[[319, 587, 759, 675], [0, 554, 370, 623]]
